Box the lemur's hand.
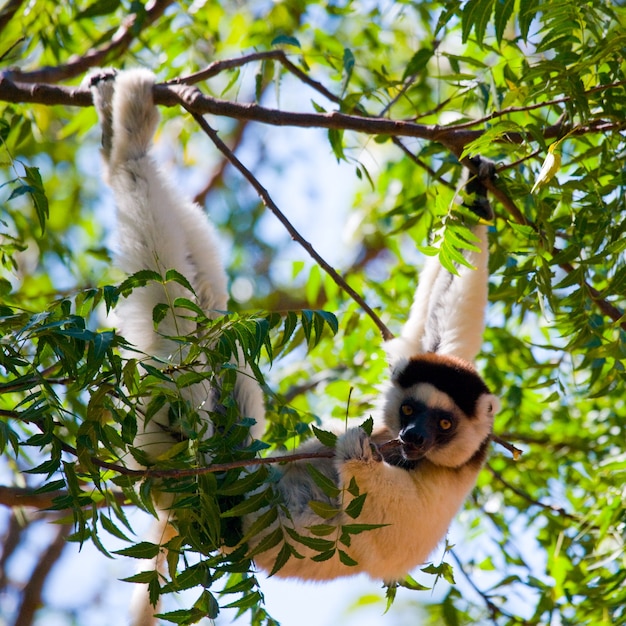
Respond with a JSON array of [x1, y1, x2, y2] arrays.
[[336, 428, 383, 463], [465, 156, 496, 221]]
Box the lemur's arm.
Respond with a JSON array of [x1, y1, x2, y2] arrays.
[[386, 158, 495, 364]]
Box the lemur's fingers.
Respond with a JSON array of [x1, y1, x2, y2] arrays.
[[464, 156, 496, 221], [86, 69, 118, 163]]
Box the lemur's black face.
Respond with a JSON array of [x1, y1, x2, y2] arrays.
[[397, 397, 458, 462]]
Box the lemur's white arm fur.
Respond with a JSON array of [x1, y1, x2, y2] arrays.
[[386, 224, 490, 364], [90, 69, 498, 613]]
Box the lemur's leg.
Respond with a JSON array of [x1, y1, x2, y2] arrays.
[[90, 70, 264, 452], [386, 157, 496, 365]]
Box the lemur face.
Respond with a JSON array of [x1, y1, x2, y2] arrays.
[[382, 354, 499, 468]]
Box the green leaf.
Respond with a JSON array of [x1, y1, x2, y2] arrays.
[[494, 0, 515, 44], [221, 489, 268, 518], [269, 542, 297, 577], [100, 514, 132, 541], [217, 469, 266, 496], [385, 583, 397, 612], [77, 0, 121, 19], [307, 524, 337, 537], [24, 166, 49, 233], [345, 493, 367, 519], [311, 425, 338, 448], [152, 302, 169, 326], [308, 499, 340, 519], [341, 48, 355, 95], [338, 549, 358, 567], [328, 128, 345, 162], [139, 363, 172, 382], [114, 541, 161, 559], [306, 463, 341, 498], [154, 608, 206, 624], [422, 561, 456, 584], [311, 549, 336, 562], [165, 268, 196, 295], [461, 0, 495, 44], [398, 573, 430, 591], [285, 527, 335, 552], [519, 0, 539, 41], [222, 590, 262, 610], [402, 47, 433, 81], [247, 527, 284, 558], [192, 590, 220, 618], [118, 270, 163, 295], [341, 523, 387, 535], [121, 569, 160, 584], [237, 507, 278, 545], [359, 416, 373, 436], [271, 34, 301, 48]]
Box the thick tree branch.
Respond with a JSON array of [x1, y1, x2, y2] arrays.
[[1, 75, 592, 147], [0, 0, 174, 84]]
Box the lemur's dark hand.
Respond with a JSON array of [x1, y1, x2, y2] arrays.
[[465, 156, 496, 221]]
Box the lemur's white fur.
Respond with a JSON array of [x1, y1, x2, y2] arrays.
[[386, 226, 489, 364], [90, 68, 498, 618]]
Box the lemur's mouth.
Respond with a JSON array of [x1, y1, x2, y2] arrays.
[[400, 442, 431, 461]]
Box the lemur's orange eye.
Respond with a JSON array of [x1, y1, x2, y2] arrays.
[[401, 403, 413, 416], [439, 418, 452, 430]]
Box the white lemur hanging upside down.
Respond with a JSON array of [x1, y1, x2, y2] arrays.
[[90, 69, 498, 587]]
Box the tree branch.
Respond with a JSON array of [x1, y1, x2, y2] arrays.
[[449, 549, 519, 624], [178, 97, 394, 341], [487, 464, 580, 522], [449, 80, 626, 131], [0, 485, 127, 509], [14, 522, 71, 626], [0, 0, 25, 39], [4, 75, 604, 149], [0, 0, 174, 84]]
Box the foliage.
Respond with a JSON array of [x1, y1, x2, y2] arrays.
[[0, 0, 625, 625]]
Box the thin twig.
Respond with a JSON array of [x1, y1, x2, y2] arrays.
[[171, 49, 340, 106], [445, 80, 626, 131], [177, 95, 394, 341], [487, 464, 580, 522], [449, 549, 505, 624], [490, 434, 522, 460]]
